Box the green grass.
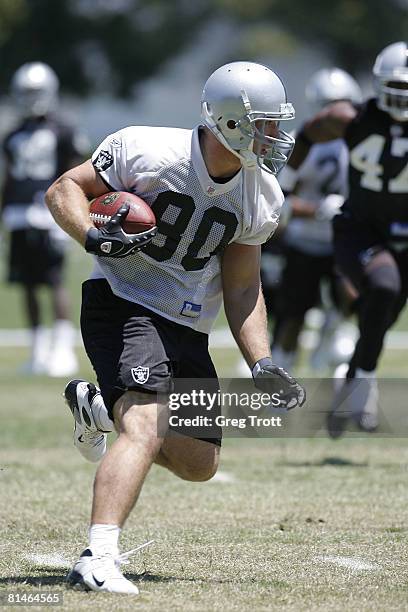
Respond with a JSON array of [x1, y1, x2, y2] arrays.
[[1, 240, 408, 610], [0, 241, 93, 329], [1, 347, 408, 611], [2, 240, 408, 336]]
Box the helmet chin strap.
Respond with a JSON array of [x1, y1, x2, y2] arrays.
[[201, 103, 257, 169], [238, 149, 257, 169]]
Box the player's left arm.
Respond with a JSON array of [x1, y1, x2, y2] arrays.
[[222, 242, 269, 368], [222, 242, 306, 409]]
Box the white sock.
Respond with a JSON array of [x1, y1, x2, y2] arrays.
[[30, 326, 49, 368], [52, 319, 76, 351], [355, 367, 377, 379], [89, 524, 121, 555], [92, 394, 115, 432]]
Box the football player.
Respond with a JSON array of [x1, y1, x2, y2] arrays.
[[45, 61, 306, 595], [272, 68, 362, 373], [1, 62, 87, 376], [289, 42, 408, 437]]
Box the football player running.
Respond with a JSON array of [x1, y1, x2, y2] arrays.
[[45, 62, 305, 595], [289, 42, 408, 437], [1, 62, 87, 376], [272, 68, 362, 373]]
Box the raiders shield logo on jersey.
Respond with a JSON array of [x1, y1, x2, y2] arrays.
[[131, 366, 150, 384], [93, 150, 114, 172]]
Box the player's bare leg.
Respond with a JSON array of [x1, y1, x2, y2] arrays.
[[68, 391, 165, 594], [92, 393, 219, 524], [155, 435, 219, 482], [91, 391, 166, 525], [68, 390, 219, 594]]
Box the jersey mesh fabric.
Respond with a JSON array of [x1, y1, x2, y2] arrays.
[[91, 126, 282, 333]]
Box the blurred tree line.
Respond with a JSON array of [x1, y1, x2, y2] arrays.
[[0, 0, 406, 97]]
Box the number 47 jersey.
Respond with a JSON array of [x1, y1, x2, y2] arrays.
[[345, 98, 408, 241], [91, 125, 283, 333]]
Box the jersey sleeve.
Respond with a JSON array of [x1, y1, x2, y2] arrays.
[[234, 173, 283, 245], [91, 129, 131, 191]]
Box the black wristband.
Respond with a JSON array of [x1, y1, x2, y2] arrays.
[[85, 227, 99, 253], [296, 127, 313, 147]]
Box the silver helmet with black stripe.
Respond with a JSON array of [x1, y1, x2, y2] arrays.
[[305, 67, 362, 109], [373, 41, 408, 122], [11, 62, 59, 118], [201, 61, 295, 175]]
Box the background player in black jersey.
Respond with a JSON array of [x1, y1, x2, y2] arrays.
[[289, 41, 408, 437], [1, 62, 88, 376], [272, 68, 362, 375]]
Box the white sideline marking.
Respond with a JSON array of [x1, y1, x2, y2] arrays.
[[209, 327, 408, 351], [26, 553, 71, 568], [211, 470, 236, 483], [318, 555, 378, 571], [2, 326, 408, 349]]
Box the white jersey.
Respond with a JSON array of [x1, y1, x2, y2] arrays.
[[90, 125, 283, 333], [279, 139, 349, 256]]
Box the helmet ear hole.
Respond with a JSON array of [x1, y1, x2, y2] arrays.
[[227, 120, 237, 129]]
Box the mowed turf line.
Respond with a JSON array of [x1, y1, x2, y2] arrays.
[[1, 357, 408, 611], [3, 239, 408, 333]]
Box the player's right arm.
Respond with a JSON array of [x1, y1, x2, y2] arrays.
[[289, 101, 357, 170], [45, 159, 109, 247]]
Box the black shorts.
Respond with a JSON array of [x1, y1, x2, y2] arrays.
[[81, 279, 221, 445], [333, 212, 408, 296], [333, 213, 388, 292], [276, 246, 336, 317], [7, 228, 66, 286]]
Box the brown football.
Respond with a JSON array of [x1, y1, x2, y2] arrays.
[[89, 191, 156, 234]]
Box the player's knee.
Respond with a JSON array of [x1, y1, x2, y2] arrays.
[[181, 461, 218, 482], [113, 392, 165, 441], [177, 450, 219, 482], [366, 264, 401, 296]]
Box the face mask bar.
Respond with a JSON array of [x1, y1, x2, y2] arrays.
[[259, 130, 295, 175], [376, 79, 408, 121], [236, 113, 295, 174], [15, 88, 57, 118]]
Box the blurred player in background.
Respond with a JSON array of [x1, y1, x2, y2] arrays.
[[1, 62, 88, 376], [272, 68, 362, 373], [289, 42, 408, 436]]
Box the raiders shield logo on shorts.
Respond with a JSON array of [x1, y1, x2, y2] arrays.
[[131, 366, 150, 384]]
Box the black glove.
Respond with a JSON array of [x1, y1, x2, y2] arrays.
[[252, 357, 306, 410], [85, 203, 157, 258]]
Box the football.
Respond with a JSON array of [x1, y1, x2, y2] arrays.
[[89, 191, 156, 234]]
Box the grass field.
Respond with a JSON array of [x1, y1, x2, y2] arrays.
[[1, 342, 408, 611], [1, 244, 408, 610]]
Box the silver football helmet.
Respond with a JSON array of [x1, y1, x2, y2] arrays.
[[11, 62, 59, 118], [373, 41, 408, 122], [305, 68, 362, 109], [201, 61, 295, 175]]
